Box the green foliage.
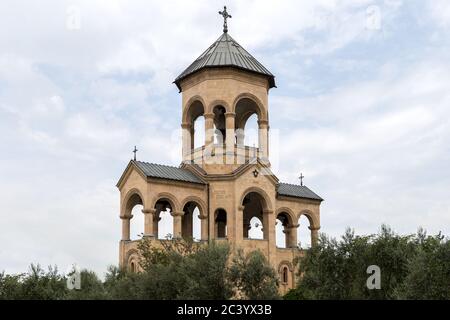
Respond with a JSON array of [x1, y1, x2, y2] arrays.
[[64, 270, 107, 300], [287, 226, 450, 300], [2, 227, 448, 300], [228, 250, 280, 300], [0, 272, 23, 300], [18, 264, 67, 300], [394, 231, 450, 299], [136, 238, 233, 299]]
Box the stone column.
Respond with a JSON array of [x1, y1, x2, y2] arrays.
[[258, 120, 269, 160], [225, 112, 235, 164], [236, 206, 245, 243], [204, 113, 215, 164], [142, 209, 155, 238], [181, 123, 192, 163], [121, 215, 132, 241], [172, 211, 184, 239], [263, 209, 276, 264], [309, 226, 320, 247], [284, 224, 299, 248], [153, 212, 161, 238], [199, 215, 208, 241], [204, 113, 215, 146]]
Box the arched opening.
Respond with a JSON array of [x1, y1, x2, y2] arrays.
[[213, 105, 226, 145], [242, 192, 267, 240], [130, 204, 144, 240], [297, 214, 312, 249], [235, 98, 261, 147], [123, 192, 144, 241], [154, 199, 174, 240], [186, 100, 205, 150], [182, 201, 202, 241], [282, 266, 289, 284], [276, 212, 293, 248], [215, 209, 227, 238], [130, 261, 136, 273]]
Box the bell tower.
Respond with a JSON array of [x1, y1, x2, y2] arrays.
[[174, 8, 276, 175], [117, 7, 323, 294]]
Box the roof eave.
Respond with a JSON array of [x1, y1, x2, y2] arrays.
[[173, 66, 276, 92], [277, 193, 324, 202]]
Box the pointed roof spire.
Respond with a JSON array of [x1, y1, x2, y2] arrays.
[[174, 32, 276, 91]]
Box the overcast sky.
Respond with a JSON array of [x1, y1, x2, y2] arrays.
[[1, 0, 449, 276]]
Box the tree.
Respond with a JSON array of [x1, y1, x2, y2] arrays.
[[395, 231, 450, 299], [19, 264, 66, 300], [228, 250, 280, 300], [135, 238, 233, 299], [64, 270, 106, 300], [287, 226, 449, 300]]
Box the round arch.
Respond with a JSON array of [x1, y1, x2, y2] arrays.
[[232, 93, 267, 121], [239, 186, 273, 212], [180, 196, 207, 218], [151, 192, 180, 213], [125, 249, 139, 272], [121, 188, 146, 218], [183, 96, 206, 124], [297, 209, 319, 229], [277, 260, 294, 273], [206, 99, 231, 114], [275, 207, 296, 226]]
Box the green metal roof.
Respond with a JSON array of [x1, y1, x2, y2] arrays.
[[174, 33, 275, 91]]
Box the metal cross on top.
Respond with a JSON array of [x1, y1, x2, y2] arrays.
[[133, 146, 138, 161], [218, 6, 232, 33], [299, 173, 305, 186]]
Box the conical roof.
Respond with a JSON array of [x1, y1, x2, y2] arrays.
[[174, 33, 275, 91]]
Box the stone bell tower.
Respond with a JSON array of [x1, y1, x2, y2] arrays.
[[174, 8, 275, 174], [117, 7, 323, 294]]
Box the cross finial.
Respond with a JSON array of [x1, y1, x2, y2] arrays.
[[299, 173, 305, 186], [133, 146, 138, 161], [218, 6, 232, 33]]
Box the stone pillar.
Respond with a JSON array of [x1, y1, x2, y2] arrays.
[[204, 113, 215, 146], [199, 215, 208, 241], [182, 209, 193, 239], [258, 120, 269, 160], [153, 212, 161, 238], [284, 224, 299, 248], [121, 216, 132, 241], [172, 211, 184, 239], [263, 209, 276, 264], [236, 206, 245, 243], [181, 123, 192, 162], [309, 226, 320, 247], [142, 209, 155, 238], [225, 112, 235, 164], [204, 113, 215, 164]]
